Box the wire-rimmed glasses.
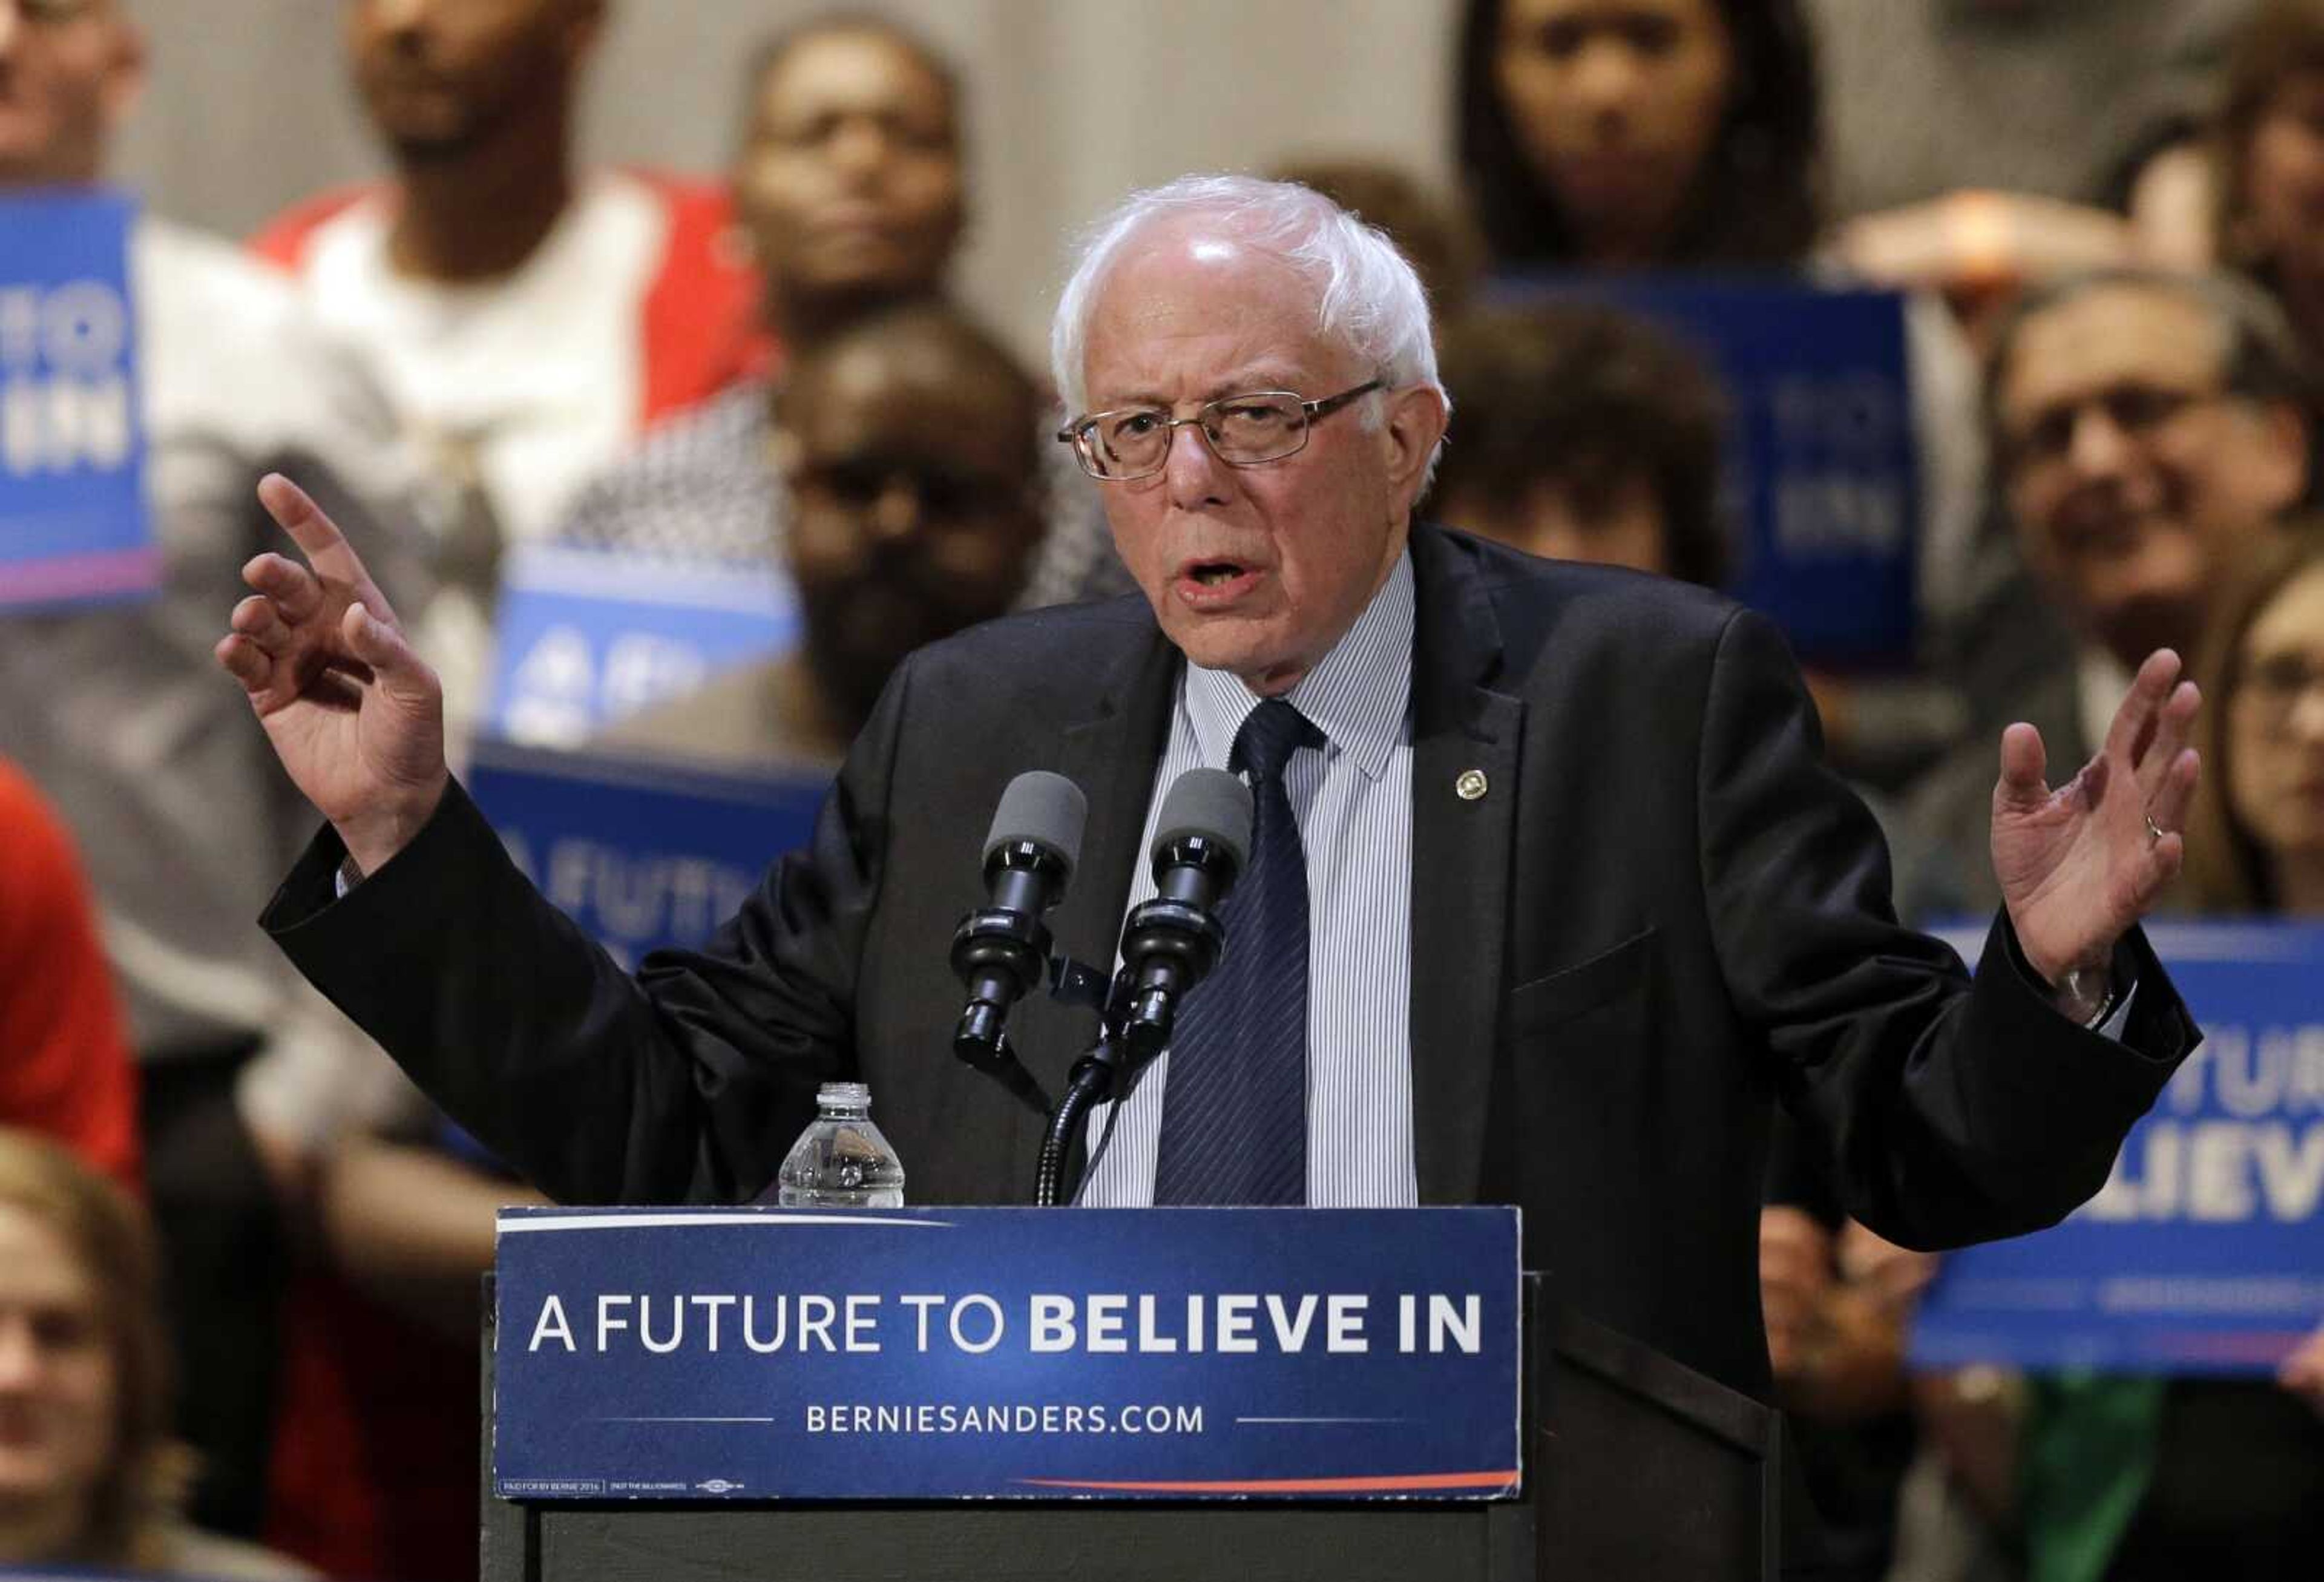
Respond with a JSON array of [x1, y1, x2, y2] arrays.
[[1056, 379, 1384, 482]]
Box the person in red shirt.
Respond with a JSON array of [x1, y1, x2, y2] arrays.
[[0, 760, 138, 1194], [250, 0, 761, 746]]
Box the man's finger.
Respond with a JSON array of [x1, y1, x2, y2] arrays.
[[341, 600, 435, 707], [2135, 681, 2201, 795], [2148, 747, 2201, 838], [1994, 721, 2051, 810], [243, 551, 327, 623], [215, 632, 273, 693], [2140, 830, 2187, 904], [229, 593, 294, 652], [2101, 648, 2184, 764], [258, 473, 397, 622]]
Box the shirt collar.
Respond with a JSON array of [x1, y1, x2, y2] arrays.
[[1182, 548, 1414, 782]]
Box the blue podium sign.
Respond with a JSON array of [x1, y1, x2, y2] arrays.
[[492, 1206, 1522, 1502], [1489, 274, 1919, 672], [466, 736, 824, 970], [487, 544, 798, 744], [0, 189, 153, 611], [1911, 921, 2324, 1373]]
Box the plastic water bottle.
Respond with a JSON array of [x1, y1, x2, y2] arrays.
[[776, 1082, 906, 1208]]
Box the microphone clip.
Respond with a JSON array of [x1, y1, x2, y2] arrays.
[[948, 904, 1055, 1117]]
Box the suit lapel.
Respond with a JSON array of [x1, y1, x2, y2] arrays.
[[1407, 528, 1523, 1204], [1006, 618, 1181, 1167]]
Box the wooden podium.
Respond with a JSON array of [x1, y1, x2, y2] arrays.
[[479, 1275, 1781, 1581]]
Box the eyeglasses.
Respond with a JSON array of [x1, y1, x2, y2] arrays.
[[1056, 379, 1384, 482], [2237, 651, 2324, 722], [2001, 381, 2224, 478]]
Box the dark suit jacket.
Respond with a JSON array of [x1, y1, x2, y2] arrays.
[[264, 523, 2194, 1402]]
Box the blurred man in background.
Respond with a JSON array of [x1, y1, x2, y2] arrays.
[[1897, 269, 2316, 921], [252, 0, 759, 738], [551, 12, 1124, 608], [602, 302, 1050, 767], [0, 0, 420, 1538]]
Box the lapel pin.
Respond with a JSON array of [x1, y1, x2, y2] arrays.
[[1455, 769, 1488, 801]]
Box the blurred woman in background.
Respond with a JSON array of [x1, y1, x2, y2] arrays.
[[2009, 525, 2324, 1581], [2185, 519, 2324, 914], [2215, 0, 2324, 367], [0, 1128, 309, 1579], [1457, 0, 1820, 272]]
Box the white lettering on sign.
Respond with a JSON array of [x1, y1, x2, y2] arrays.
[[0, 280, 128, 373], [538, 838, 757, 947], [600, 634, 709, 718], [1772, 473, 1906, 556], [2084, 1121, 2324, 1223], [1, 375, 131, 474], [514, 1288, 1487, 1357]]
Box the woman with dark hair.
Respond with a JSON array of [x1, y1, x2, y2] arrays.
[[2183, 518, 2324, 912], [1456, 0, 1822, 271], [0, 1128, 311, 1578], [2214, 1, 2324, 363], [2004, 525, 2324, 1582]]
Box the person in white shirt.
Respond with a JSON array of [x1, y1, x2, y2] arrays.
[[251, 0, 760, 739]]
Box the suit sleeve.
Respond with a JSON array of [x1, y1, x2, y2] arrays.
[[1695, 608, 2196, 1250], [262, 654, 921, 1207]]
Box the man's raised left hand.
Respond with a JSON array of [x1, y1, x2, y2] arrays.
[[1990, 649, 2201, 991]]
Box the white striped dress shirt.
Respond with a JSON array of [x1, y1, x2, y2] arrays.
[[1078, 551, 1417, 1207]]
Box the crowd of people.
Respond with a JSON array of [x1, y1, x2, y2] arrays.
[[5, 1, 2324, 1579]]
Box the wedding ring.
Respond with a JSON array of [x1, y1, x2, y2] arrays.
[[2144, 812, 2165, 846]]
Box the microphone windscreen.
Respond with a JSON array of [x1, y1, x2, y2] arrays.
[[1153, 767, 1253, 873], [984, 770, 1089, 875]]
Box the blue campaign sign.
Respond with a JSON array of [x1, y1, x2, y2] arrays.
[[1911, 921, 2324, 1374], [0, 188, 154, 611], [487, 543, 798, 744], [465, 736, 825, 970], [1489, 274, 1919, 671], [492, 1206, 1522, 1502]]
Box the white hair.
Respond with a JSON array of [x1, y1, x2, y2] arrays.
[[1049, 174, 1448, 450]]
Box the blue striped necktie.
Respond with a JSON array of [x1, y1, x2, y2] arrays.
[[1152, 697, 1323, 1206]]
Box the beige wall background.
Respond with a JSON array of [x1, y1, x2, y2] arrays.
[[112, 0, 1463, 368]]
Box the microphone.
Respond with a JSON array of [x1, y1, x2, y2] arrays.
[[1034, 769, 1250, 1206], [1117, 768, 1252, 1062], [950, 771, 1087, 1092]]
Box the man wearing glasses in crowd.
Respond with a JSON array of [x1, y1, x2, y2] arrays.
[[1897, 267, 2315, 923], [220, 177, 2202, 1480]]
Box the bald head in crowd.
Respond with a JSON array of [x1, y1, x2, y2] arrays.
[[772, 301, 1046, 727], [734, 15, 966, 339], [0, 0, 142, 185], [345, 0, 602, 166], [1989, 269, 2317, 672]]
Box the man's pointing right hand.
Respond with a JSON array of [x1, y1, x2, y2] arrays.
[[214, 473, 448, 878]]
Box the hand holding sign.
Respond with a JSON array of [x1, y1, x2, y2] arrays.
[[1991, 648, 2202, 990], [214, 474, 448, 876]]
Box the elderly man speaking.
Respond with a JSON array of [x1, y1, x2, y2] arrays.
[[219, 177, 2198, 1410]]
